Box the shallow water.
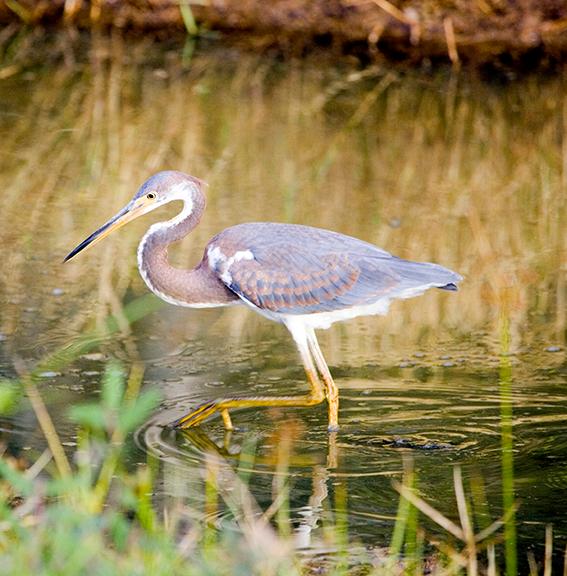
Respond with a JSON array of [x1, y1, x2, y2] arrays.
[[1, 36, 566, 565]]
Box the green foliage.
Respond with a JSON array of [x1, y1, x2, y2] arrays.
[[0, 361, 303, 576], [179, 1, 199, 36], [0, 379, 21, 415], [68, 362, 160, 436], [0, 456, 33, 496]]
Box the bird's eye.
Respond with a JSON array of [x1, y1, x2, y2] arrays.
[[146, 192, 156, 200]]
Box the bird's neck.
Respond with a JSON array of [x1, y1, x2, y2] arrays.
[[136, 192, 237, 307], [151, 190, 206, 245]]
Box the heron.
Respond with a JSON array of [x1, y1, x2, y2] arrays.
[[65, 170, 461, 431]]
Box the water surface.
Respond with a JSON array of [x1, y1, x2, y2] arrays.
[[1, 37, 566, 564]]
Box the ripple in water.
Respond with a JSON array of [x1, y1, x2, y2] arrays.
[[135, 374, 492, 479], [133, 368, 567, 547]]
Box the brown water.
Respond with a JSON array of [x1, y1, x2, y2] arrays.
[[1, 36, 566, 564]]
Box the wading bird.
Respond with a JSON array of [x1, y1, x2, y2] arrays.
[[65, 171, 461, 431]]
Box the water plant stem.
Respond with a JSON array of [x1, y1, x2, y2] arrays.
[[13, 357, 71, 478], [499, 312, 517, 576]]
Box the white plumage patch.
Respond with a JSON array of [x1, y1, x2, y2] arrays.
[[145, 184, 194, 237], [207, 245, 254, 284], [206, 245, 223, 268]]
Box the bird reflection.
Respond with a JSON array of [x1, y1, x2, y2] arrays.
[[177, 418, 339, 547]]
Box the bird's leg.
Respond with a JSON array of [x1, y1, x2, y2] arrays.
[[327, 431, 338, 468], [220, 409, 233, 430], [173, 335, 325, 430], [306, 330, 340, 432]]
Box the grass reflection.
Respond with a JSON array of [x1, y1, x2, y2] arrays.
[[0, 36, 565, 363], [499, 313, 517, 576]]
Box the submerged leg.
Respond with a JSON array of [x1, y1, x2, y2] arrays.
[[221, 409, 233, 431], [306, 329, 340, 431], [174, 326, 325, 430]]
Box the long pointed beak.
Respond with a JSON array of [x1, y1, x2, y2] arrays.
[[64, 198, 154, 262]]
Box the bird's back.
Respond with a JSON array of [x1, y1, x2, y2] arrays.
[[204, 222, 461, 323]]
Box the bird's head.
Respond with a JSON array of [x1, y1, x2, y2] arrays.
[[64, 171, 205, 262]]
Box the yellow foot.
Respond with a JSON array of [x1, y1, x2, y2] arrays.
[[174, 400, 223, 429], [172, 391, 326, 430]]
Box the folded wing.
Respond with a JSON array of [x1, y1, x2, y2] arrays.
[[206, 223, 461, 316]]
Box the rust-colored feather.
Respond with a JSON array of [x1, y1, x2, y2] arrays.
[[203, 222, 460, 316]]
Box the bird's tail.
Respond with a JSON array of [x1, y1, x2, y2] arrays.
[[390, 257, 462, 291], [439, 282, 459, 291]]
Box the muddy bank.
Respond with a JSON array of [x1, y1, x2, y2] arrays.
[[1, 0, 567, 65]]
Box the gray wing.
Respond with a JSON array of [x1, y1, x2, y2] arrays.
[[206, 223, 461, 315]]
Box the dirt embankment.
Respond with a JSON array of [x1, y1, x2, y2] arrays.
[[1, 0, 567, 65]]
